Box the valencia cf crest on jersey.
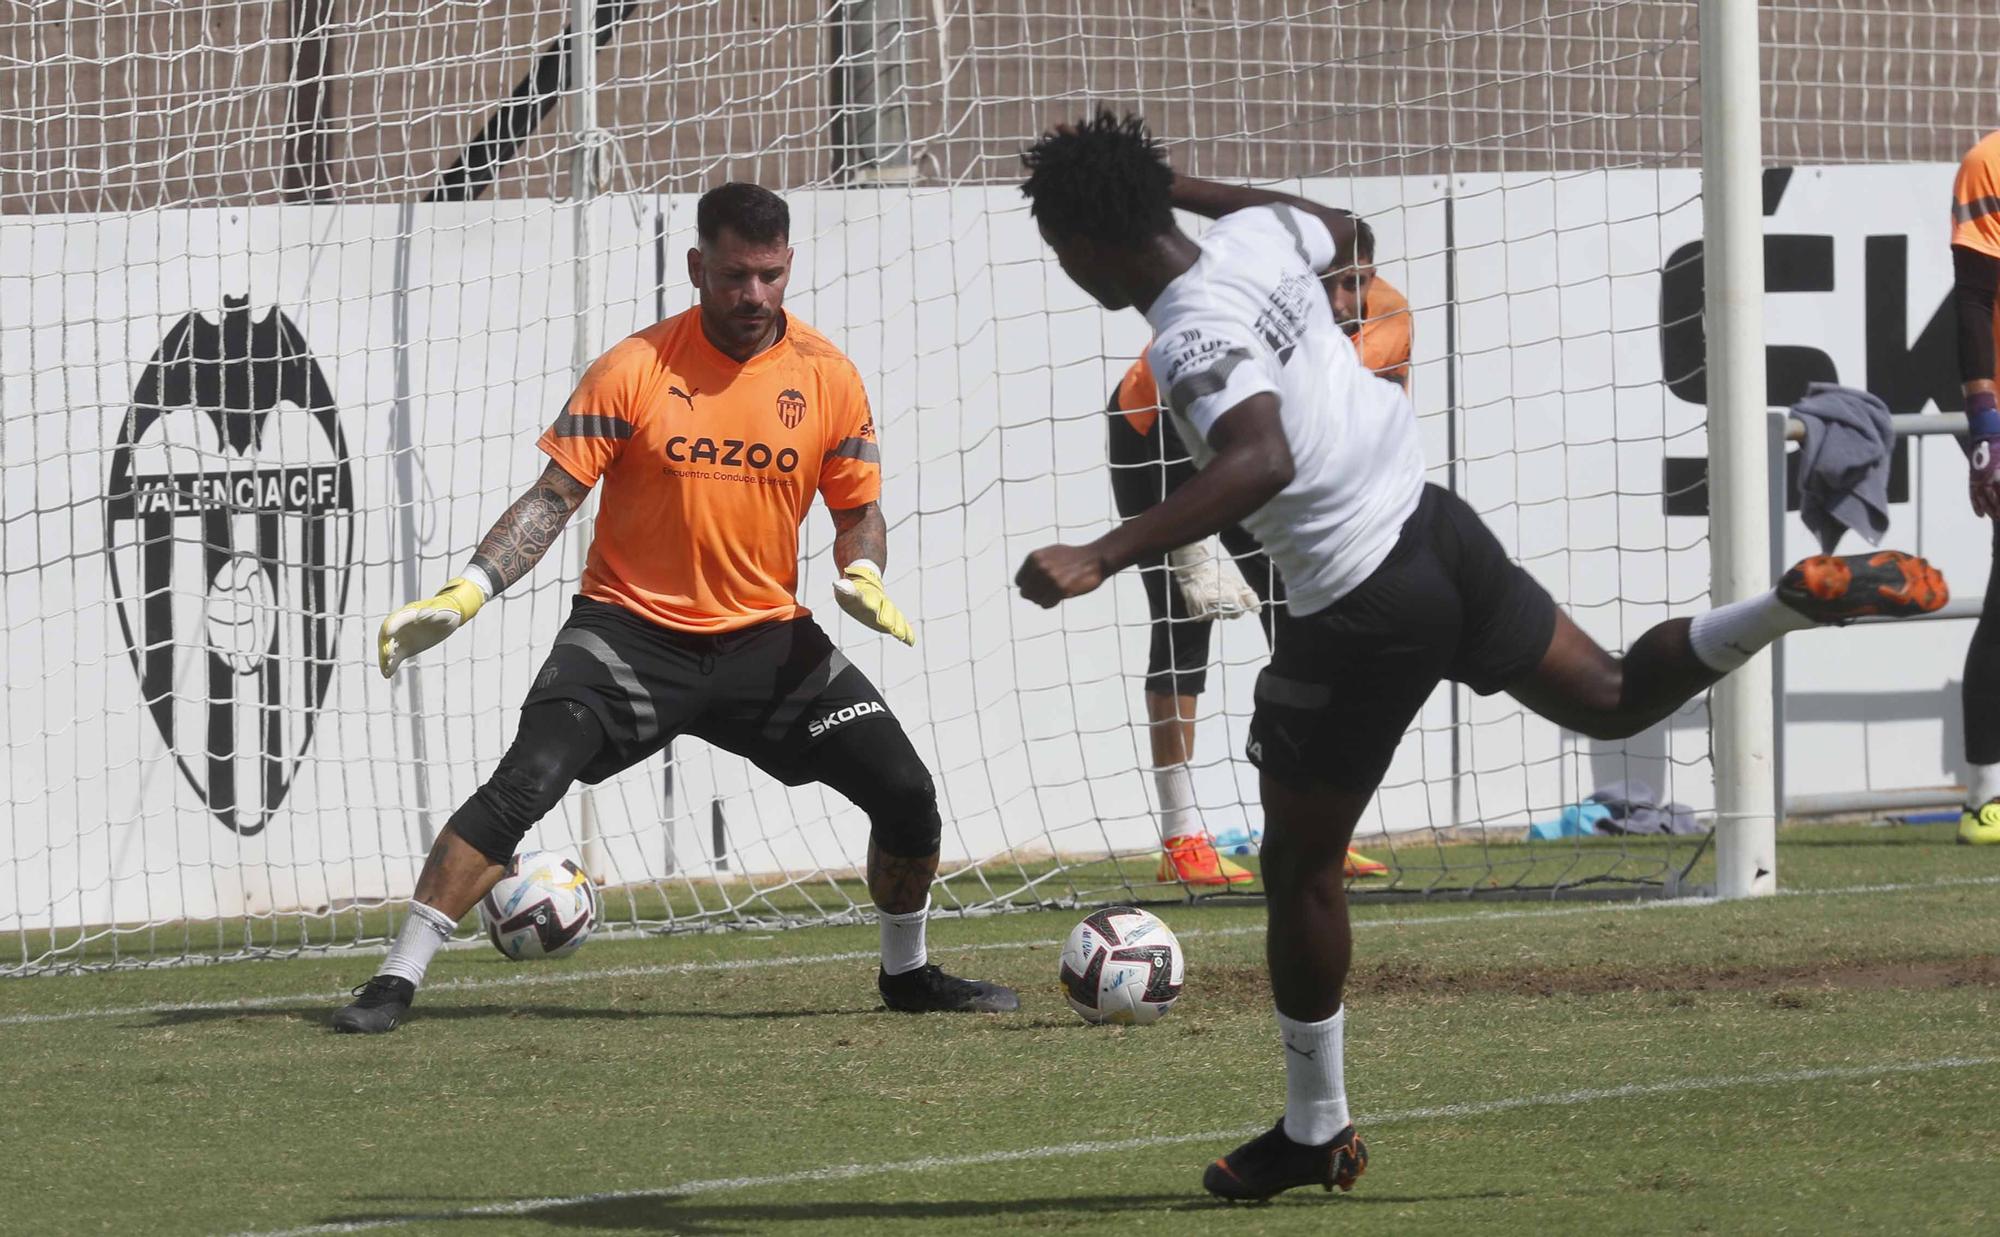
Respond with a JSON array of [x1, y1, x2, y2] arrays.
[[104, 296, 356, 836], [776, 387, 808, 429]]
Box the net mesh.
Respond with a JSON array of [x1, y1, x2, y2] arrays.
[[7, 1, 1990, 973]]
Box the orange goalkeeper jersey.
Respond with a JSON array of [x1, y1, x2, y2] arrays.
[[538, 308, 881, 634], [1355, 278, 1412, 390], [1953, 130, 2000, 259], [1112, 276, 1413, 435], [1953, 131, 2000, 380]]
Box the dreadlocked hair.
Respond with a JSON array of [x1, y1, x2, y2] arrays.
[[1020, 111, 1174, 245]]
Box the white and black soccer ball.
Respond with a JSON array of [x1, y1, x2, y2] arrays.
[[1059, 906, 1185, 1025], [477, 850, 600, 961]]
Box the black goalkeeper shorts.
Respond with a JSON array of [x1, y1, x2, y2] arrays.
[[1106, 405, 1282, 694], [521, 597, 900, 786], [1247, 484, 1557, 792]]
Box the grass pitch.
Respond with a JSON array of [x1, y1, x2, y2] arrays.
[[4, 822, 1998, 1236]]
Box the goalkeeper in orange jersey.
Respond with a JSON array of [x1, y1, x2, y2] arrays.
[[1952, 129, 2000, 845], [333, 183, 1018, 1032], [1107, 216, 1409, 886]]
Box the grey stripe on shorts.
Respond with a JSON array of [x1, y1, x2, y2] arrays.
[[1254, 668, 1332, 710], [763, 647, 854, 739], [558, 628, 659, 739]]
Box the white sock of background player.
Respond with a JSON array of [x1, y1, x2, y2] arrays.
[[1156, 763, 1201, 843]]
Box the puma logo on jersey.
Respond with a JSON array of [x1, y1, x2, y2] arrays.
[[808, 700, 885, 738], [664, 436, 801, 472], [668, 384, 699, 410]]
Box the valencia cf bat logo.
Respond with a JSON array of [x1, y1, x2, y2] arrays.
[[104, 296, 356, 836], [776, 387, 808, 430]]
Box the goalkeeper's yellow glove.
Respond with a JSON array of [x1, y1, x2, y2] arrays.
[[831, 560, 915, 646], [378, 576, 487, 678]]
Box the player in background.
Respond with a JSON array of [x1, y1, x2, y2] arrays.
[[1015, 113, 1950, 1201], [1950, 129, 2000, 845], [1107, 222, 1406, 887], [333, 183, 1019, 1033]]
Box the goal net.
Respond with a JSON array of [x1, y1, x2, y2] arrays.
[[6, 1, 1978, 972]]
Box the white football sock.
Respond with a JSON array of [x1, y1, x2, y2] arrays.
[[377, 900, 457, 987], [1277, 1006, 1350, 1144], [879, 896, 929, 976], [1155, 763, 1199, 842], [1968, 762, 2000, 809], [1688, 591, 1817, 673]]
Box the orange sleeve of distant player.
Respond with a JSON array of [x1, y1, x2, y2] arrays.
[[538, 336, 653, 487], [1952, 131, 2000, 260], [818, 362, 883, 511], [1358, 278, 1413, 389], [1113, 355, 1161, 437]]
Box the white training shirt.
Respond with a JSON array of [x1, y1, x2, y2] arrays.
[[1144, 203, 1425, 616]]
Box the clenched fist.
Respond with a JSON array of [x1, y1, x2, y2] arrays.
[[1016, 543, 1109, 608]]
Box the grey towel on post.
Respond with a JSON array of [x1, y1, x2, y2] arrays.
[[1790, 382, 1895, 554], [1586, 779, 1702, 836]]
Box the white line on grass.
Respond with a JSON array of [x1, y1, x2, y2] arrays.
[[6, 872, 1998, 1029], [229, 1053, 2000, 1237]]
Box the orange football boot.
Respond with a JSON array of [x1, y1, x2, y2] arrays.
[[1158, 834, 1255, 887], [1777, 551, 1948, 623]]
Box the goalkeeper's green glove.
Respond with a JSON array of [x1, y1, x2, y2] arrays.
[[832, 560, 915, 646], [378, 576, 487, 678]]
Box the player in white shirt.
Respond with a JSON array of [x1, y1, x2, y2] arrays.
[[1013, 112, 1952, 1202]]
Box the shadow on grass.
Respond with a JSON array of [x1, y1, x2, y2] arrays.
[[320, 1187, 1519, 1233], [138, 1002, 876, 1030]]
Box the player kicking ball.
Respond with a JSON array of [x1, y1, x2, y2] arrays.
[[1014, 113, 1948, 1201], [334, 183, 1019, 1033]]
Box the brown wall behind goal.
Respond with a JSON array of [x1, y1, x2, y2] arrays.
[[5, 1, 1998, 213]]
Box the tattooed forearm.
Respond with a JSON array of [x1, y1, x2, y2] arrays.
[[830, 501, 889, 572], [469, 461, 590, 593]]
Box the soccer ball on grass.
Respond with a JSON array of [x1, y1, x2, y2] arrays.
[[1059, 906, 1185, 1025], [477, 850, 600, 961]]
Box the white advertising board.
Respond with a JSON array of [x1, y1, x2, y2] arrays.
[[0, 166, 1985, 930]]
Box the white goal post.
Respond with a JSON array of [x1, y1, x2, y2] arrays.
[[1700, 0, 1776, 899], [6, 1, 1993, 973]]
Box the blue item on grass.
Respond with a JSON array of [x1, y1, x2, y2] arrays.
[[1891, 809, 1962, 826], [1528, 802, 1614, 841], [1209, 825, 1263, 856]]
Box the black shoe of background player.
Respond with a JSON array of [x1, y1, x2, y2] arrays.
[[1203, 1119, 1367, 1202], [878, 963, 1020, 1013], [331, 974, 416, 1034]]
